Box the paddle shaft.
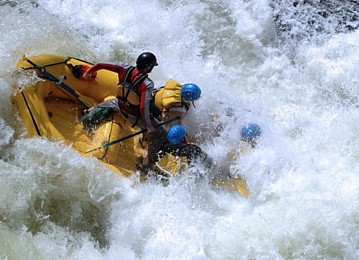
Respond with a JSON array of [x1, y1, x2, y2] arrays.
[[85, 116, 180, 153], [24, 57, 80, 98], [23, 56, 96, 107]]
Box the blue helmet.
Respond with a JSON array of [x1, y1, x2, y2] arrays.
[[241, 123, 262, 141], [167, 125, 187, 144], [181, 83, 201, 101]]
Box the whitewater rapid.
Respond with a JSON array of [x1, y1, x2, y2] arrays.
[[1, 0, 359, 259]]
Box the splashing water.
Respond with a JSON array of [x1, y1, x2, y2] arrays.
[[1, 0, 359, 258]]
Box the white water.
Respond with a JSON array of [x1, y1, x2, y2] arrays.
[[1, 0, 359, 259]]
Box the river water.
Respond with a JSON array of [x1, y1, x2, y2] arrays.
[[1, 0, 359, 259]]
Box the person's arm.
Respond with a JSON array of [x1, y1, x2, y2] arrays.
[[83, 62, 124, 78], [162, 107, 187, 124], [139, 80, 154, 131]]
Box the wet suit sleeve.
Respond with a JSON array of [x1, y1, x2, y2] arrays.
[[139, 78, 154, 129], [85, 62, 127, 77]]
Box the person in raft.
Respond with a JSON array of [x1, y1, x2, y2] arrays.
[[81, 52, 159, 132], [142, 80, 202, 170], [81, 54, 202, 172]]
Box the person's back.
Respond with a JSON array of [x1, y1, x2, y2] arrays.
[[154, 79, 184, 112]]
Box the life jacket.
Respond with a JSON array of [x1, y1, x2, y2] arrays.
[[117, 67, 147, 106], [154, 79, 188, 112]]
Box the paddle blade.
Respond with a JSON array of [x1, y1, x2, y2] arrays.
[[232, 177, 250, 198], [154, 153, 188, 177], [211, 175, 250, 197]]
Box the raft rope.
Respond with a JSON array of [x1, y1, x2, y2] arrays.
[[21, 92, 41, 136], [22, 57, 94, 71], [99, 112, 115, 160]]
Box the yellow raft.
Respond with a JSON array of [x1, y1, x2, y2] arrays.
[[11, 54, 250, 197]]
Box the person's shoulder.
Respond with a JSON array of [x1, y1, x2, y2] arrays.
[[143, 77, 154, 88], [117, 61, 132, 69]]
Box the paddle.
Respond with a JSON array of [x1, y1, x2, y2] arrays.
[[22, 55, 96, 108], [85, 116, 180, 154], [231, 176, 250, 198], [222, 149, 251, 197], [211, 170, 250, 197]]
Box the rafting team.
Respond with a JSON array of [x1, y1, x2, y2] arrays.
[[80, 52, 261, 173]]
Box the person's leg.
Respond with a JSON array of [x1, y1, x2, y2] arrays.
[[82, 106, 113, 130]]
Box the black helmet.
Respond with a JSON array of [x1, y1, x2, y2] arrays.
[[136, 52, 158, 69]]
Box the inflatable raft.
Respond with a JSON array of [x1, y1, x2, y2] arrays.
[[11, 54, 250, 196]]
